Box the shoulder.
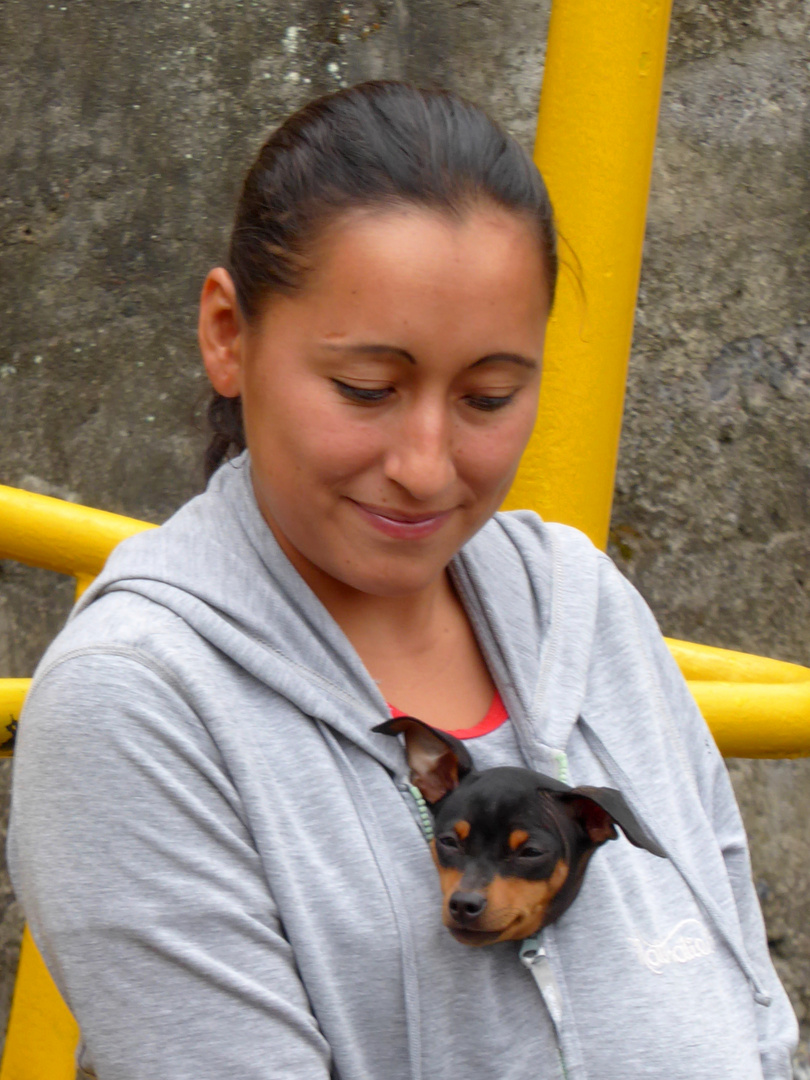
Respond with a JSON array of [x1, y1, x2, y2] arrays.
[[34, 588, 204, 694], [23, 591, 230, 773], [480, 509, 601, 554], [461, 509, 616, 597]]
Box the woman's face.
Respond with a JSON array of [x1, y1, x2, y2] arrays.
[[203, 204, 551, 601]]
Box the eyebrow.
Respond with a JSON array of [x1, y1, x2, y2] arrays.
[[321, 343, 539, 371]]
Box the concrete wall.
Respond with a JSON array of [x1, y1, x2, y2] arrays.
[[1, 0, 808, 1062]]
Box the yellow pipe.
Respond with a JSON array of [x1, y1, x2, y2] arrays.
[[504, 0, 673, 549], [0, 927, 78, 1080], [666, 637, 810, 685], [0, 484, 154, 582], [4, 643, 809, 758], [0, 681, 27, 757], [667, 640, 810, 758], [496, 0, 807, 755], [690, 682, 810, 759]]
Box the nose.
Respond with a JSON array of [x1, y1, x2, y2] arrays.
[[448, 891, 487, 925], [383, 402, 457, 501]]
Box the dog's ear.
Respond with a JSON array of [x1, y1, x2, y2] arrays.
[[373, 717, 474, 805], [558, 786, 666, 858]]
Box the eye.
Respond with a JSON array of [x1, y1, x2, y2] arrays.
[[465, 392, 517, 412], [437, 833, 461, 851], [517, 846, 547, 860], [332, 379, 393, 404]]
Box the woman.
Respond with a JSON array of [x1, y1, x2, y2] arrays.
[[9, 82, 796, 1079]]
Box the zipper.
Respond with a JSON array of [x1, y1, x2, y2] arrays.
[[520, 936, 569, 1079], [553, 749, 570, 784], [398, 780, 435, 842]]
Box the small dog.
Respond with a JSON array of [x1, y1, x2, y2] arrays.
[[374, 716, 665, 945]]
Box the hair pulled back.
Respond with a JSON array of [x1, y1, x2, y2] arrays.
[[205, 80, 557, 479]]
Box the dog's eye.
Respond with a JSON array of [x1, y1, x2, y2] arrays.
[[437, 833, 461, 851], [518, 846, 547, 859]]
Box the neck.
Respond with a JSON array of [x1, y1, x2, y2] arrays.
[[301, 557, 459, 655], [328, 573, 459, 653], [263, 511, 461, 652]]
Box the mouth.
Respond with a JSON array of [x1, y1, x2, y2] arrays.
[[350, 500, 453, 540], [448, 927, 509, 946]]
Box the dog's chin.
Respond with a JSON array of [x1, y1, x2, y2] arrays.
[[448, 913, 547, 946], [449, 927, 506, 946]]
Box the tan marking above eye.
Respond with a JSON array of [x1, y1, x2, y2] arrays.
[[508, 828, 530, 851], [454, 820, 471, 841]]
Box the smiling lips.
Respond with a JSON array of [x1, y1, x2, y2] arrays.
[[350, 500, 453, 539]]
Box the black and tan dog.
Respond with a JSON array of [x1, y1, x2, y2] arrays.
[[375, 716, 665, 945]]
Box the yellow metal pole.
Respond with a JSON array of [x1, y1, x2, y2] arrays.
[[666, 640, 810, 758], [0, 485, 154, 582], [0, 928, 78, 1080], [0, 488, 155, 1076], [504, 0, 673, 549], [498, 0, 808, 756]]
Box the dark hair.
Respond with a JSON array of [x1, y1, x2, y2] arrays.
[[205, 80, 557, 479]]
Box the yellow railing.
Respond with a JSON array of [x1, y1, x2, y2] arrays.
[[2, 483, 809, 763], [0, 485, 156, 1079], [0, 483, 154, 603], [503, 0, 674, 548], [667, 639, 810, 759]]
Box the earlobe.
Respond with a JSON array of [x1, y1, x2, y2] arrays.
[[198, 267, 244, 398]]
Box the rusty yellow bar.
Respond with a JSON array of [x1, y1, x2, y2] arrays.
[[0, 681, 27, 758], [504, 0, 674, 549], [0, 489, 154, 1075]]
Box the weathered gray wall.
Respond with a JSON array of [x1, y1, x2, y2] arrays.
[[1, 0, 808, 1064]]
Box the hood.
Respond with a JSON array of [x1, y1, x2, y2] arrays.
[[71, 454, 400, 770], [452, 512, 601, 775]]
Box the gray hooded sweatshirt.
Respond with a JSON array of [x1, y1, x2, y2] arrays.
[[8, 455, 797, 1079]]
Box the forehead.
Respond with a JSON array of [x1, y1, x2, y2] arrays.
[[318, 203, 546, 295], [436, 770, 560, 836], [255, 203, 550, 353]]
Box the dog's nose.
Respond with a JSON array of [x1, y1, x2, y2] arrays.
[[449, 891, 487, 924]]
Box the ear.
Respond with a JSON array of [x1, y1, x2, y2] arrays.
[[559, 787, 666, 858], [372, 717, 474, 805], [198, 267, 244, 398]]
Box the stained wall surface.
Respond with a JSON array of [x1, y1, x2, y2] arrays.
[[1, 0, 808, 1063]]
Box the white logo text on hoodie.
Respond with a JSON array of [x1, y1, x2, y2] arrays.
[[629, 918, 715, 975]]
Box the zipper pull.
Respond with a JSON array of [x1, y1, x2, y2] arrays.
[[520, 937, 563, 1026]]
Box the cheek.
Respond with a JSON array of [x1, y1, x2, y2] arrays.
[[247, 382, 382, 487], [483, 860, 569, 939], [456, 411, 538, 493]]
